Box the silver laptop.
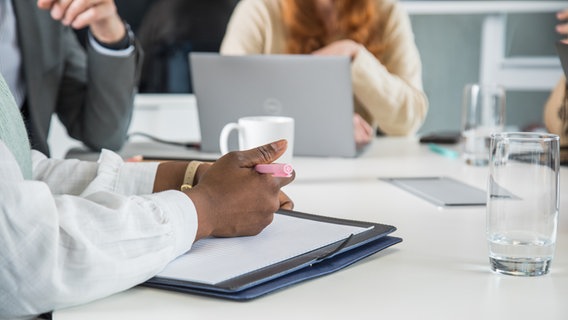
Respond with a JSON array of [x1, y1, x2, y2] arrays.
[[189, 53, 357, 157]]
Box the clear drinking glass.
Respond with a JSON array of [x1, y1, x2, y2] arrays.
[[486, 132, 560, 276], [461, 83, 506, 166]]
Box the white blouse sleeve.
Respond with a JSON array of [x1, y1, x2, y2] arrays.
[[0, 143, 197, 319], [31, 149, 158, 196]]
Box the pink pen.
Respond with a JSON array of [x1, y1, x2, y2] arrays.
[[254, 163, 294, 177]]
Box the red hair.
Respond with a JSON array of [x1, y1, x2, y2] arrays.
[[281, 0, 386, 58]]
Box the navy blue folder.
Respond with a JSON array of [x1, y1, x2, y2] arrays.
[[142, 209, 401, 301]]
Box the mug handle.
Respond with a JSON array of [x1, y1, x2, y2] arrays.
[[219, 123, 240, 155]]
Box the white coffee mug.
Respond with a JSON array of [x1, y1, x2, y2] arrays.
[[219, 116, 294, 163]]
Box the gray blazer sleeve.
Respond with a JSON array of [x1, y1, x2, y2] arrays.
[[55, 30, 143, 152], [13, 0, 143, 155]]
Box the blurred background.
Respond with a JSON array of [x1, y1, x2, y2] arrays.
[[74, 0, 565, 137]]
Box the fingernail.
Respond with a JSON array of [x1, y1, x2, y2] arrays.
[[271, 139, 287, 152]]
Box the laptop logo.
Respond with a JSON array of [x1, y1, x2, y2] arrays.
[[262, 98, 283, 115]]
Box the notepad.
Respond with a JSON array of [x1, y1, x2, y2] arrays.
[[143, 210, 400, 300], [158, 214, 370, 285]]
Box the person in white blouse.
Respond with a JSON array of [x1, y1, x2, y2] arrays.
[[0, 70, 295, 319]]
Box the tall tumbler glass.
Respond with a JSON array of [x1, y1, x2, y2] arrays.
[[487, 132, 560, 276], [461, 83, 506, 166]]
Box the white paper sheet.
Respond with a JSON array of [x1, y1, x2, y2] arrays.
[[157, 214, 370, 285]]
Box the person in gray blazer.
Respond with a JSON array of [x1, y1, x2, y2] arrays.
[[0, 0, 142, 156]]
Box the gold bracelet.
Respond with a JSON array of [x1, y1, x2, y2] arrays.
[[180, 161, 202, 191]]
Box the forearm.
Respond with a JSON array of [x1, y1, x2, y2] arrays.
[[55, 32, 141, 152], [351, 48, 428, 135], [0, 191, 196, 318], [347, 0, 429, 135], [0, 162, 196, 318], [80, 43, 141, 151], [32, 150, 158, 196], [153, 161, 210, 193]]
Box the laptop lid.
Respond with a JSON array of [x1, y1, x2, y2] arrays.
[[189, 53, 356, 157]]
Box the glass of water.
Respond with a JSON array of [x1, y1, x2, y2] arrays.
[[486, 132, 560, 276], [461, 83, 506, 166]]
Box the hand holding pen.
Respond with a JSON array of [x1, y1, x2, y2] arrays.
[[184, 140, 295, 240]]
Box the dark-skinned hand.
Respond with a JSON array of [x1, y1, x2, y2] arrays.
[[185, 140, 295, 241]]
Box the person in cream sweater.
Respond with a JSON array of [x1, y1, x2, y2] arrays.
[[221, 0, 429, 146]]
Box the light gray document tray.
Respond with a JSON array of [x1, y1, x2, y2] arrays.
[[381, 176, 486, 207]]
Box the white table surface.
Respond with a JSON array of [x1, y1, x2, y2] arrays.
[[55, 137, 568, 320]]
